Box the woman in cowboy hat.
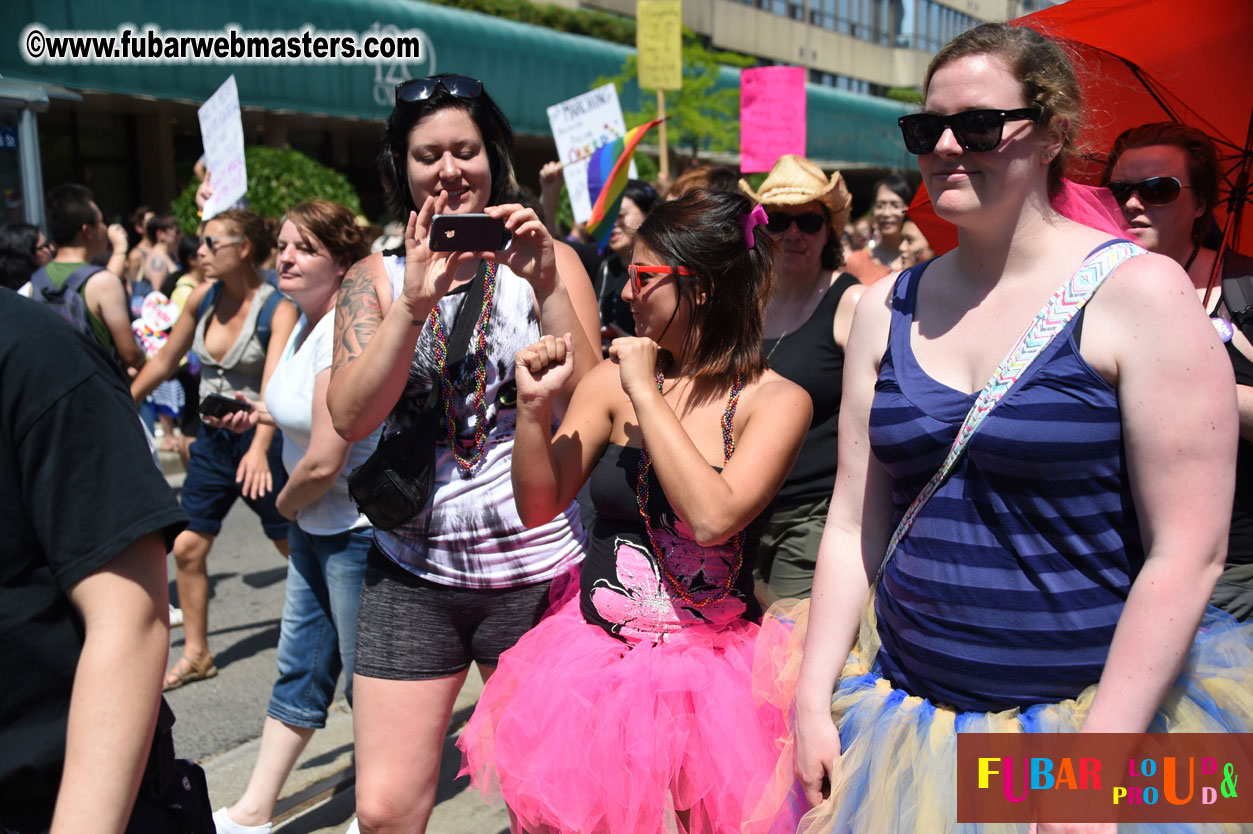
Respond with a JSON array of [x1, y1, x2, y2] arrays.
[[740, 155, 865, 601]]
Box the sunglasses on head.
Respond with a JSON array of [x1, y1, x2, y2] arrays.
[[765, 212, 827, 235], [395, 75, 484, 107], [897, 107, 1041, 155], [1106, 176, 1188, 207], [628, 263, 694, 294]]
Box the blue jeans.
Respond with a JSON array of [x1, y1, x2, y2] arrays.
[[267, 525, 371, 728]]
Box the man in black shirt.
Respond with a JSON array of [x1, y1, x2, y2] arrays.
[[0, 288, 186, 833]]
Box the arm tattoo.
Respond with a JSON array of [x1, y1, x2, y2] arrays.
[[332, 261, 382, 376]]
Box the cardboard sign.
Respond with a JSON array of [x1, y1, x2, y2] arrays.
[[637, 0, 682, 91], [197, 75, 247, 221], [740, 65, 807, 173], [547, 84, 636, 224]]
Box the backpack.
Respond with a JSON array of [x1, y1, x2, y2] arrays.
[[194, 282, 282, 351], [28, 264, 105, 336]]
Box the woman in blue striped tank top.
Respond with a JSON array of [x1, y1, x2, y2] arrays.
[[747, 22, 1253, 834]]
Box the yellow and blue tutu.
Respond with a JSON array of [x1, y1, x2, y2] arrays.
[[746, 595, 1253, 834]]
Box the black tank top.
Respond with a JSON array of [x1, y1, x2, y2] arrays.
[[579, 444, 764, 641], [763, 272, 859, 506]]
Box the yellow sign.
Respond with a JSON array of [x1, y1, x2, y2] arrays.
[[637, 0, 682, 91]]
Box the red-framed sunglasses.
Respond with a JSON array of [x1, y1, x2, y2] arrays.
[[628, 263, 694, 293]]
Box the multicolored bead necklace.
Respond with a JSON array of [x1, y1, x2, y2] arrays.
[[635, 364, 746, 607], [428, 262, 497, 476]]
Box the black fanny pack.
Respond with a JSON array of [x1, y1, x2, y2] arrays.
[[348, 262, 486, 530]]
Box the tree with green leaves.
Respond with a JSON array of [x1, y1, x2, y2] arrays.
[[594, 31, 752, 166], [172, 145, 362, 234]]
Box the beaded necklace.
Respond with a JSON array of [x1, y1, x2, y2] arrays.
[[635, 364, 746, 607], [428, 261, 497, 476]]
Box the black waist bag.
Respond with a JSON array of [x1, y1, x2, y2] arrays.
[[124, 699, 214, 834], [348, 262, 486, 531]]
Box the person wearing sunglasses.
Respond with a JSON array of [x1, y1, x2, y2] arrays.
[[765, 23, 1253, 834], [1105, 122, 1253, 623], [324, 74, 600, 834], [459, 188, 810, 834], [737, 155, 864, 602], [131, 208, 299, 692], [844, 172, 916, 285], [0, 222, 55, 290]]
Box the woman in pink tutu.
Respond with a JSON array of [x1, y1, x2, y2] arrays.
[[458, 189, 811, 834]]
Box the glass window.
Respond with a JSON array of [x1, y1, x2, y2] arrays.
[[0, 110, 24, 224], [837, 0, 852, 34]]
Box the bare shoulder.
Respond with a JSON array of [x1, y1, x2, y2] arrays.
[[745, 369, 812, 420], [84, 266, 125, 291], [553, 239, 585, 271], [1083, 248, 1218, 380], [581, 355, 625, 398], [849, 264, 899, 336], [1090, 248, 1195, 316]]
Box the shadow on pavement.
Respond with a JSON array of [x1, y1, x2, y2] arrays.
[[243, 566, 289, 589], [211, 621, 282, 669]]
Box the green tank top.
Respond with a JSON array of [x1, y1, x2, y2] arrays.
[[43, 261, 113, 352]]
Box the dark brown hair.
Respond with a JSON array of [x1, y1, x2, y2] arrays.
[[145, 213, 180, 242], [283, 200, 371, 266], [667, 164, 741, 201], [46, 183, 98, 246], [378, 74, 518, 222], [635, 189, 777, 384], [209, 209, 272, 267], [1103, 122, 1219, 246], [926, 22, 1081, 194]]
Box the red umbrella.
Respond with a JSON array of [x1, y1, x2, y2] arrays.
[[908, 0, 1253, 259]]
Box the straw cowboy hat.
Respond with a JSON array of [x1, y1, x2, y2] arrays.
[[738, 155, 853, 234]]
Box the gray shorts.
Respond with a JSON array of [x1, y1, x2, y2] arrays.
[[354, 546, 553, 680]]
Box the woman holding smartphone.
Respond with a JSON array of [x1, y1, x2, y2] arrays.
[[131, 208, 297, 691], [206, 200, 380, 834], [325, 74, 600, 834]]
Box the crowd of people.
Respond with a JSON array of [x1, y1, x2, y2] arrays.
[[3, 18, 1252, 834]]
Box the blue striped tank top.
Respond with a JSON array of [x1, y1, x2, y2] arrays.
[[869, 258, 1143, 712]]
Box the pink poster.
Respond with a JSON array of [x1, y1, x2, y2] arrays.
[[740, 66, 807, 173]]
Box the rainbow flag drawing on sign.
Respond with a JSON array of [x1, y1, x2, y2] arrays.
[[585, 117, 665, 251]]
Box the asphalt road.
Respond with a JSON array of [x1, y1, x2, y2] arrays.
[[160, 468, 508, 833], [163, 498, 294, 761]]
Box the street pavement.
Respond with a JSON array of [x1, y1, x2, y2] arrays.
[[160, 452, 509, 833]]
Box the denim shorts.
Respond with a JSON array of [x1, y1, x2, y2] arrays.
[[181, 425, 289, 539], [267, 525, 372, 728], [354, 546, 553, 680]]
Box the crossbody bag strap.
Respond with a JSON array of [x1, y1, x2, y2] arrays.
[[422, 259, 488, 411], [875, 240, 1145, 582]]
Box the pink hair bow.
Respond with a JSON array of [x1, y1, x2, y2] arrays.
[[740, 203, 768, 248]]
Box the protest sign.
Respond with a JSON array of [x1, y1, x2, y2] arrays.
[[637, 0, 682, 91], [740, 65, 807, 172], [547, 84, 635, 223], [197, 75, 247, 220]]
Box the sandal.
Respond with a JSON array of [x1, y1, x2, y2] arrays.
[[163, 654, 217, 691]]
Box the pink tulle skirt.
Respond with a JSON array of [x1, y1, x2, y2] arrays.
[[457, 589, 797, 834]]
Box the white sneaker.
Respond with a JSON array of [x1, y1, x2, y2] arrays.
[[212, 806, 272, 834], [344, 817, 359, 834], [169, 604, 184, 629]]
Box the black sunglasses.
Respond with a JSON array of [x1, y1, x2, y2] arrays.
[[395, 75, 484, 107], [1106, 176, 1188, 207], [765, 212, 827, 234], [898, 108, 1041, 155]]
